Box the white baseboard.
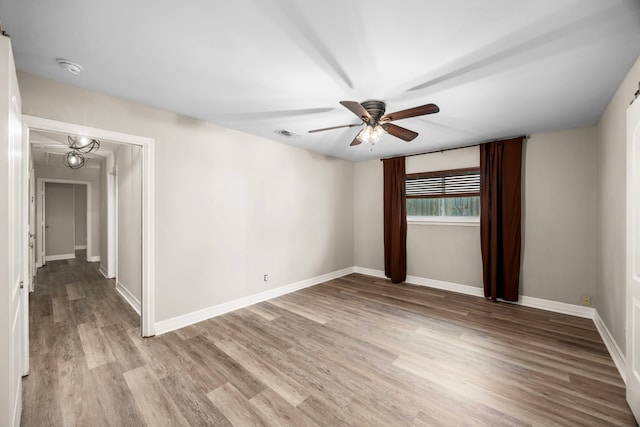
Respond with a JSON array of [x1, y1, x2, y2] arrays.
[[517, 295, 594, 319], [354, 267, 593, 318], [593, 310, 627, 384], [407, 274, 485, 298], [154, 266, 355, 336], [74, 244, 87, 250], [353, 266, 387, 279], [87, 255, 101, 262], [98, 265, 108, 279], [45, 253, 75, 261], [116, 281, 141, 315]]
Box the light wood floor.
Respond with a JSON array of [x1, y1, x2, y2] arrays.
[[22, 253, 637, 426]]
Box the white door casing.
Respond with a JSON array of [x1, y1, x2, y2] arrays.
[[23, 115, 155, 337], [627, 95, 640, 421]]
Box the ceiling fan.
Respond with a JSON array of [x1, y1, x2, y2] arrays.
[[309, 100, 439, 146]]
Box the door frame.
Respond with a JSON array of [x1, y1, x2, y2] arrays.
[[37, 179, 90, 262], [22, 115, 156, 337], [627, 95, 640, 421]]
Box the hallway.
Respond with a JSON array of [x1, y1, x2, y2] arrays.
[[22, 251, 146, 426]]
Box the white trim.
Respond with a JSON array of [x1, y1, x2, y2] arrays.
[[116, 281, 141, 315], [517, 295, 595, 319], [98, 265, 108, 279], [154, 267, 355, 335], [407, 274, 484, 297], [23, 115, 155, 337], [74, 245, 87, 250], [353, 266, 387, 279], [407, 216, 480, 226], [35, 261, 42, 269], [593, 310, 627, 384], [354, 267, 593, 318], [87, 255, 100, 263], [44, 253, 75, 261]]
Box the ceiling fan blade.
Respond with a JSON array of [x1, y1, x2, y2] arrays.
[[308, 123, 362, 133], [349, 135, 362, 146], [340, 101, 373, 122], [381, 123, 418, 141], [380, 103, 439, 122]]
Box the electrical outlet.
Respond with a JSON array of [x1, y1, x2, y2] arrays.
[[581, 295, 591, 306], [263, 274, 268, 282]]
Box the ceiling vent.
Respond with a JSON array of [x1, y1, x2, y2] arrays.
[[274, 129, 299, 138]]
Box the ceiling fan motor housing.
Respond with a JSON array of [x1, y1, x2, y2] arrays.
[[361, 100, 386, 123]]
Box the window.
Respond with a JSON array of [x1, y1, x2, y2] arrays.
[[406, 168, 480, 222]]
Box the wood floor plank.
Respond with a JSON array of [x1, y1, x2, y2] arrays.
[[207, 382, 268, 427], [250, 388, 319, 427], [58, 357, 108, 427], [76, 322, 115, 369], [123, 365, 190, 427], [89, 362, 147, 427], [23, 254, 637, 426], [215, 339, 309, 407]]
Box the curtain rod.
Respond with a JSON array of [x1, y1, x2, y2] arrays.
[[380, 135, 528, 161]]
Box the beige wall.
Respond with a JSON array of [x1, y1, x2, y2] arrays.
[[74, 184, 87, 248], [522, 128, 597, 303], [18, 72, 355, 323], [406, 147, 482, 286], [116, 144, 142, 303], [354, 129, 598, 305], [596, 55, 640, 353]]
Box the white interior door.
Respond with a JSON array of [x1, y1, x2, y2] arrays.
[[2, 35, 25, 427], [627, 95, 640, 421]]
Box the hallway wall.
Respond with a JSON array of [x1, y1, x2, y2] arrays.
[[74, 184, 87, 249]]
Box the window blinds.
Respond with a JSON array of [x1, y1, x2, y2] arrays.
[[406, 168, 480, 198]]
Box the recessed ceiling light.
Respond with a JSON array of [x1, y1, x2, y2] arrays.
[[56, 58, 83, 75]]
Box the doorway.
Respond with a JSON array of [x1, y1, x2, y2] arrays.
[[22, 115, 155, 337], [37, 180, 91, 266]]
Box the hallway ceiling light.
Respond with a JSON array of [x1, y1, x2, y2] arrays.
[[63, 150, 85, 169], [68, 135, 100, 153]]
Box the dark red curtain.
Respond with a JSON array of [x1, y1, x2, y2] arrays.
[[383, 157, 407, 284], [480, 137, 524, 301]]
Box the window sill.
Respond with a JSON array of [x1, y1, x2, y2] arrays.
[[407, 216, 480, 226]]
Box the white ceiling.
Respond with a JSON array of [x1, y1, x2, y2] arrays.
[[2, 0, 640, 162]]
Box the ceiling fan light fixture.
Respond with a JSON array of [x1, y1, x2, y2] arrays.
[[63, 150, 85, 169], [357, 124, 385, 144]]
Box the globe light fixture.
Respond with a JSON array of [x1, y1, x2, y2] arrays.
[[63, 150, 85, 169]]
